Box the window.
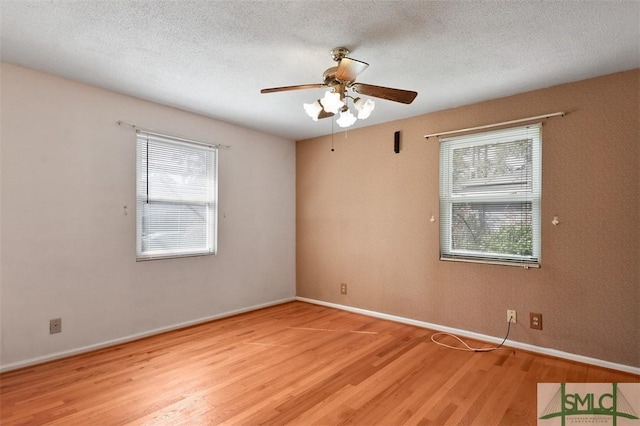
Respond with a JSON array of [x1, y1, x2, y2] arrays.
[[439, 124, 541, 267], [136, 131, 217, 260]]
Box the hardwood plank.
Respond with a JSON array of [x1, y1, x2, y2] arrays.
[[1, 301, 637, 425]]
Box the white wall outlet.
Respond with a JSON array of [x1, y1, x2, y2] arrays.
[[507, 310, 517, 324]]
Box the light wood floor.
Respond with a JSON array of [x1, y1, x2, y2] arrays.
[[1, 301, 638, 425]]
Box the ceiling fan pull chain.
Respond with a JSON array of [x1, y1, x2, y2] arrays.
[[331, 118, 335, 152]]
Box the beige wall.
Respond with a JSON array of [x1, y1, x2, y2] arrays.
[[296, 70, 639, 368], [0, 63, 296, 370]]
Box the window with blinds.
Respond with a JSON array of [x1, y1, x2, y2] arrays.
[[136, 131, 218, 260], [439, 124, 541, 267]]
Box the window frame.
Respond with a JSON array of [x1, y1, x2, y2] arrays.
[[439, 124, 542, 267], [135, 131, 218, 261]]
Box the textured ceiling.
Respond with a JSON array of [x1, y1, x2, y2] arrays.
[[1, 1, 639, 141]]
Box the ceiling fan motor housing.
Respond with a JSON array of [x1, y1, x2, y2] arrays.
[[323, 66, 339, 85]]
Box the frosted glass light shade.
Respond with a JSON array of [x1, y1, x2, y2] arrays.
[[354, 98, 375, 119], [336, 109, 357, 128], [303, 100, 323, 121], [319, 91, 344, 114]]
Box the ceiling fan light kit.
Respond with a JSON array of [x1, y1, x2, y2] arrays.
[[319, 91, 344, 114], [336, 108, 357, 128], [354, 97, 375, 119], [261, 47, 417, 129], [303, 101, 324, 121]]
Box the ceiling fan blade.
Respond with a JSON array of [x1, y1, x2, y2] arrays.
[[352, 83, 418, 104], [261, 84, 325, 94], [335, 57, 369, 82]]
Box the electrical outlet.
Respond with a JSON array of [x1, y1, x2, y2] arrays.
[[49, 318, 62, 334], [530, 312, 543, 330], [340, 283, 347, 295], [507, 309, 516, 324]]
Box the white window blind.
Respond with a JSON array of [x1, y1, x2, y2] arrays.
[[136, 131, 218, 260], [439, 124, 541, 267]]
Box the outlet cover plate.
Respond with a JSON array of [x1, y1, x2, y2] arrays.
[[50, 318, 62, 334], [530, 312, 543, 330]]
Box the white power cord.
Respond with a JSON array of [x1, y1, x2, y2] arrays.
[[430, 317, 515, 353]]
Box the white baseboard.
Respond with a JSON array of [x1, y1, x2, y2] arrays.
[[296, 297, 640, 375], [0, 297, 296, 373]]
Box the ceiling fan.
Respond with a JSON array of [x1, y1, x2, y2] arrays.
[[260, 47, 418, 128]]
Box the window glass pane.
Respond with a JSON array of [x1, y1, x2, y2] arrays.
[[141, 202, 209, 254], [452, 139, 532, 196], [148, 144, 210, 202], [139, 139, 215, 203], [451, 202, 532, 257]]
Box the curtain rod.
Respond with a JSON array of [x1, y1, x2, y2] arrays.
[[424, 112, 565, 139], [117, 121, 231, 149]]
